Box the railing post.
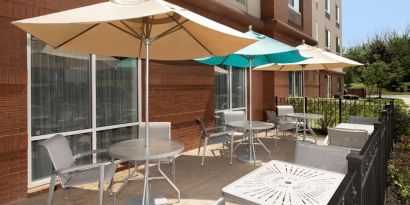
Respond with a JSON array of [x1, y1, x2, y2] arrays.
[[304, 96, 308, 113], [347, 151, 364, 205], [339, 97, 342, 123]]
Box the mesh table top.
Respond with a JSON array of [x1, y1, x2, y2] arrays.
[[222, 160, 345, 205]]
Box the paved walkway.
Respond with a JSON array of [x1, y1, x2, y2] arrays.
[[7, 133, 324, 205], [377, 95, 410, 107]]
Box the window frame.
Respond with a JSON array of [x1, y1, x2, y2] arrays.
[[27, 35, 142, 188], [325, 0, 331, 14], [335, 5, 340, 23], [214, 66, 247, 120], [288, 0, 301, 13], [336, 36, 341, 54], [325, 29, 331, 50], [288, 71, 303, 97]]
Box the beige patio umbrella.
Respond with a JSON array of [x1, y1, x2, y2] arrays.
[[12, 0, 256, 204], [13, 0, 255, 144], [254, 43, 362, 140]]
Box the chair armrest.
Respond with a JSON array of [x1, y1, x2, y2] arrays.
[[205, 126, 226, 132], [56, 162, 112, 175], [208, 131, 233, 138], [73, 149, 107, 160]]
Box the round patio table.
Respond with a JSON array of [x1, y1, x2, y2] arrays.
[[227, 121, 274, 164], [286, 113, 323, 143], [109, 138, 184, 205]]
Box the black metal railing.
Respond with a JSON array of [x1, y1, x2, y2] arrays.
[[328, 101, 395, 204]]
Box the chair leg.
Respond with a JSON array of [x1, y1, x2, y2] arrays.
[[201, 138, 209, 166], [47, 174, 56, 205], [63, 188, 69, 200], [197, 138, 202, 156], [99, 166, 105, 205]]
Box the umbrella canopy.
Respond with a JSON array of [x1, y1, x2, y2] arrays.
[[13, 0, 255, 59], [254, 43, 362, 71], [196, 29, 307, 67], [195, 28, 307, 124]]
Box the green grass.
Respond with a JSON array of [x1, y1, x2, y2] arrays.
[[349, 82, 410, 95]]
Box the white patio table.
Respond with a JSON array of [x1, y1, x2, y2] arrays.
[[227, 121, 274, 164], [109, 138, 184, 205], [222, 160, 345, 205], [286, 113, 323, 143], [324, 123, 374, 145]]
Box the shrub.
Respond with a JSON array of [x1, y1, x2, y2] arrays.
[[399, 87, 405, 92], [393, 105, 410, 140]]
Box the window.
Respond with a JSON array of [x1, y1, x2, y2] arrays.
[[235, 0, 246, 5], [288, 0, 302, 26], [29, 37, 140, 186], [336, 5, 340, 23], [327, 75, 332, 98], [288, 0, 300, 12], [215, 66, 246, 125], [288, 71, 303, 97], [325, 29, 331, 50], [336, 37, 341, 54], [325, 0, 331, 14], [337, 77, 342, 95]]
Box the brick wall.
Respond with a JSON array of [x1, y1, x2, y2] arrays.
[[0, 0, 101, 203], [142, 60, 215, 150]]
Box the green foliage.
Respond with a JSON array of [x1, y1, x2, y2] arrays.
[[287, 97, 390, 134], [344, 26, 410, 87], [393, 105, 410, 138], [388, 135, 410, 204], [362, 61, 390, 98]]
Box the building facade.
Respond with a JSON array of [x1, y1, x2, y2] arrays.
[[0, 0, 343, 203], [312, 0, 345, 97]]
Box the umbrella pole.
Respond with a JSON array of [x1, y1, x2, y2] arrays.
[[249, 59, 252, 123], [302, 65, 306, 141], [142, 39, 150, 205]]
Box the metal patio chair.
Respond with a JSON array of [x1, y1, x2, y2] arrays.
[[264, 110, 280, 146], [40, 134, 116, 205], [195, 116, 234, 165], [222, 110, 246, 137], [295, 141, 350, 174], [139, 122, 175, 179], [275, 105, 298, 138], [328, 127, 368, 150], [348, 116, 378, 125]]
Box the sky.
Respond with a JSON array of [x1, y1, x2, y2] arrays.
[[343, 0, 410, 48]]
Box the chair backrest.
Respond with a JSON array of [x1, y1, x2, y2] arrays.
[[223, 110, 245, 125], [265, 110, 278, 124], [195, 116, 208, 138], [295, 142, 350, 174], [39, 134, 74, 172], [348, 116, 378, 125], [139, 122, 171, 139], [328, 128, 368, 150], [276, 105, 294, 116]]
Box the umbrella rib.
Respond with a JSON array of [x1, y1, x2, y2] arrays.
[[108, 22, 143, 40], [55, 24, 99, 48], [152, 19, 188, 42], [120, 21, 143, 39], [167, 13, 214, 55]]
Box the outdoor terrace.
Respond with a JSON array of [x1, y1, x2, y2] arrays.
[[6, 134, 323, 205]]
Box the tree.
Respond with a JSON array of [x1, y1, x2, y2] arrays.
[[362, 61, 390, 98]]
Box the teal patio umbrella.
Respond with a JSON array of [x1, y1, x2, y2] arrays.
[[196, 26, 307, 122]]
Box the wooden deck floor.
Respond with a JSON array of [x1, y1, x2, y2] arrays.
[[8, 133, 324, 205]]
